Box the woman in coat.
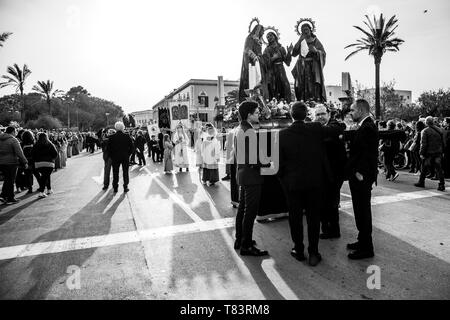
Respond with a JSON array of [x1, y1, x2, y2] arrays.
[[32, 132, 58, 198]]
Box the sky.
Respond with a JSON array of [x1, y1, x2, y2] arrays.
[[0, 0, 449, 113]]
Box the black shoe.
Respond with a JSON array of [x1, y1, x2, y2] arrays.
[[290, 248, 306, 261], [113, 188, 118, 193], [124, 187, 129, 193], [102, 185, 109, 190], [234, 239, 256, 250], [6, 198, 19, 205], [414, 182, 425, 188], [221, 175, 231, 181], [27, 189, 33, 194], [320, 232, 341, 239], [438, 184, 445, 192], [308, 253, 322, 266], [348, 249, 374, 260], [240, 246, 268, 256], [346, 242, 361, 251]]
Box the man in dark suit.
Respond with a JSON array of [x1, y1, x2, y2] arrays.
[[157, 131, 164, 162], [234, 101, 269, 256], [107, 121, 134, 193], [148, 135, 158, 162], [314, 105, 347, 239], [346, 99, 379, 259], [278, 102, 344, 266]]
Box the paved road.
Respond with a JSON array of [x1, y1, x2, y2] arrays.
[[0, 148, 449, 300]]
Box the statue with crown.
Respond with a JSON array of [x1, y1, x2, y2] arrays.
[[235, 17, 327, 130]]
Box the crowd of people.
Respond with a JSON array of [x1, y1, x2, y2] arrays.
[[2, 103, 448, 268], [0, 126, 102, 204], [226, 100, 449, 267]]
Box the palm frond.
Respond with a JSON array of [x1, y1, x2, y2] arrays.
[[364, 15, 376, 34], [345, 47, 367, 61], [353, 25, 375, 42], [0, 32, 12, 47], [384, 15, 398, 33]]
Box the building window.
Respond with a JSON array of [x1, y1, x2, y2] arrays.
[[198, 91, 209, 108]]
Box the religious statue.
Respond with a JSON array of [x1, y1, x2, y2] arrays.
[[263, 27, 293, 103], [238, 18, 269, 103], [291, 18, 327, 102]]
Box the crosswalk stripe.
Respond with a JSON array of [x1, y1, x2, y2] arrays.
[[143, 167, 203, 223], [0, 217, 235, 261]]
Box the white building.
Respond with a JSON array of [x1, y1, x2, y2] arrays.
[[151, 77, 239, 129], [130, 109, 154, 127]]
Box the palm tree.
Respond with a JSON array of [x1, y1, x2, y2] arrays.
[[0, 63, 32, 121], [345, 14, 404, 120], [32, 80, 63, 116], [0, 32, 12, 47]]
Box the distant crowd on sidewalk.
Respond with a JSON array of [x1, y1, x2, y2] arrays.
[[0, 126, 103, 204]]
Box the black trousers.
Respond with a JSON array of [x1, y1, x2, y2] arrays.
[[0, 164, 18, 201], [321, 179, 343, 235], [419, 154, 445, 185], [136, 147, 146, 165], [235, 184, 262, 248], [230, 163, 239, 203], [36, 167, 53, 192], [112, 159, 130, 189], [285, 187, 321, 255], [103, 158, 112, 187], [384, 151, 396, 178], [349, 176, 374, 250]]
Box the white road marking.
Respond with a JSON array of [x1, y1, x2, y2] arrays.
[[0, 217, 235, 261], [261, 259, 298, 300], [1, 167, 448, 262], [340, 190, 447, 211], [143, 167, 202, 223]]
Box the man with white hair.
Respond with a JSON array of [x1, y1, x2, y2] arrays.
[[106, 122, 134, 192], [414, 116, 446, 191]]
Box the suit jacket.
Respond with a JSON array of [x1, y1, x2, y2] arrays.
[[345, 117, 379, 183], [107, 131, 134, 161], [234, 121, 265, 186], [324, 119, 347, 182], [278, 120, 344, 191]]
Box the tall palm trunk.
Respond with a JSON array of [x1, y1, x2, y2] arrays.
[[47, 97, 52, 116], [20, 89, 24, 123], [374, 55, 381, 120]]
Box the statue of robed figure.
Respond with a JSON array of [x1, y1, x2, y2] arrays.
[[291, 19, 327, 102], [263, 28, 292, 103], [238, 18, 269, 103]]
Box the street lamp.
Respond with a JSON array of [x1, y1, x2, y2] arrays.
[[105, 112, 110, 127]]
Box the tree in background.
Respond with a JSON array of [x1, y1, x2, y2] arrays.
[[0, 63, 32, 121], [345, 14, 404, 120], [418, 89, 450, 118], [0, 32, 12, 48], [355, 80, 421, 121], [25, 115, 62, 130], [32, 80, 63, 116]]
